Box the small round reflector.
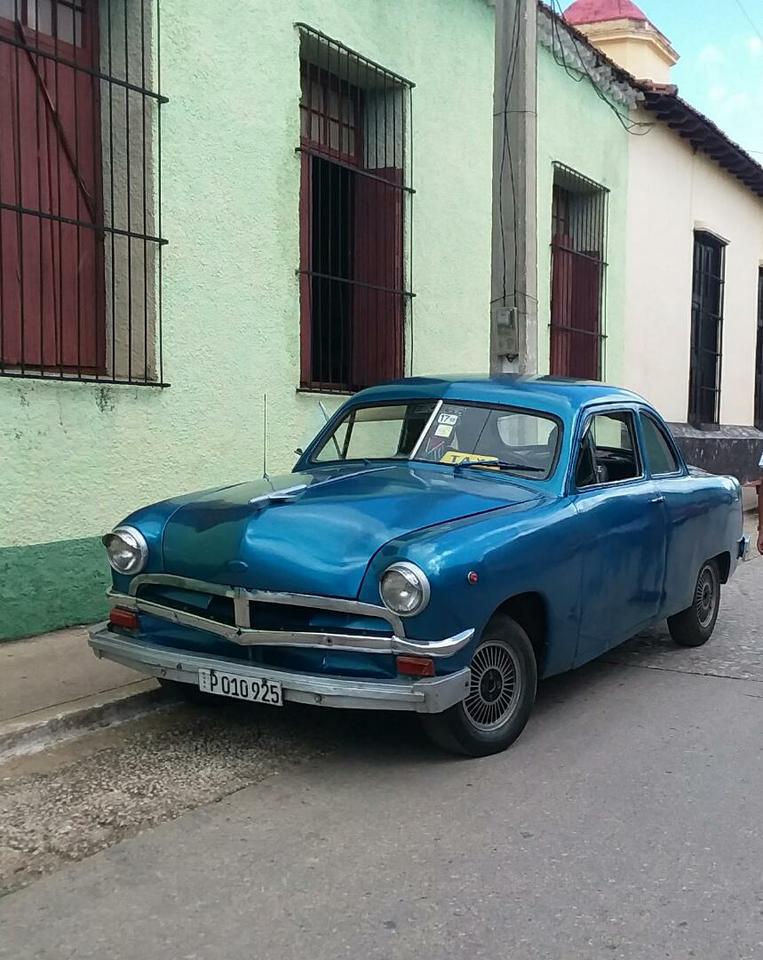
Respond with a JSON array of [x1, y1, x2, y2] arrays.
[[467, 570, 479, 584]]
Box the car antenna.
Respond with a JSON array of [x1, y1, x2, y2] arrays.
[[263, 394, 270, 483]]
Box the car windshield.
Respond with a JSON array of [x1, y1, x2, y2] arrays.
[[311, 400, 561, 480]]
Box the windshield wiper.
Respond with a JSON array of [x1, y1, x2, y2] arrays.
[[455, 458, 545, 474]]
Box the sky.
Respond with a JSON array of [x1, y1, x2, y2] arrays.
[[634, 0, 763, 158]]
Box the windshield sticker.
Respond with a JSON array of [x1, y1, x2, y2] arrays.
[[424, 436, 448, 459], [440, 451, 498, 466], [438, 413, 459, 426], [435, 424, 453, 438]]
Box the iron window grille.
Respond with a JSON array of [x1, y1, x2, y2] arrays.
[[296, 24, 414, 394], [755, 267, 763, 430], [688, 231, 726, 427], [0, 0, 167, 386], [549, 163, 609, 381]]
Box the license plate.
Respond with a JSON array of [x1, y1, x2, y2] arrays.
[[198, 668, 283, 706]]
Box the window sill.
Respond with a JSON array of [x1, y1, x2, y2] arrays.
[[296, 386, 355, 397], [0, 369, 170, 388], [688, 422, 721, 433]]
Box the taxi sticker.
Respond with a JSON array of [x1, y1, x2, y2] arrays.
[[435, 424, 453, 438], [438, 413, 459, 426], [440, 451, 498, 466]]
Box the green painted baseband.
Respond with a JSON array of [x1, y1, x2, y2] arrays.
[[0, 536, 110, 641]]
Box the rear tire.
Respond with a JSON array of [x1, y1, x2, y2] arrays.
[[421, 614, 537, 757], [667, 559, 720, 648]]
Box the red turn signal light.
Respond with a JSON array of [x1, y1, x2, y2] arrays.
[[396, 655, 435, 677], [109, 607, 139, 630]]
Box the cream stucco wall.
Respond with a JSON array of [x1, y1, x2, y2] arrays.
[[623, 112, 763, 425], [591, 35, 672, 83]]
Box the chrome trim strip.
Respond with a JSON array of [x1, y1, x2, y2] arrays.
[[739, 535, 751, 562], [232, 596, 251, 628], [108, 589, 474, 657], [409, 399, 444, 460], [88, 628, 471, 714], [248, 483, 309, 507], [126, 573, 406, 637], [128, 574, 229, 597]]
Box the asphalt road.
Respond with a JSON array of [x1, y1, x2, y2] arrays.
[[1, 556, 762, 959]]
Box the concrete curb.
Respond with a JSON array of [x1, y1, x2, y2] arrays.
[[0, 681, 177, 762]]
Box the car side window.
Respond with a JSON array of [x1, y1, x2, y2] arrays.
[[575, 411, 641, 488], [641, 413, 680, 476]]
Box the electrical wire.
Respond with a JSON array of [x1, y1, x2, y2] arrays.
[[548, 0, 654, 136], [732, 0, 763, 43], [496, 0, 654, 315]]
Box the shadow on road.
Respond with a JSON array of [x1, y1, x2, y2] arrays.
[[188, 654, 618, 766]]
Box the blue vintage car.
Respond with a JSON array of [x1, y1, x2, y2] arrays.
[[90, 377, 748, 756]]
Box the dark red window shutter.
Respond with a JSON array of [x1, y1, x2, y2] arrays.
[[351, 167, 403, 389], [550, 237, 573, 377], [297, 35, 411, 393], [549, 168, 608, 381], [0, 4, 102, 371]]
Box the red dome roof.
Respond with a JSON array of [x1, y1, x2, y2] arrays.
[[564, 0, 649, 25]]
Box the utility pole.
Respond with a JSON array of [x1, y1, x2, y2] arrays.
[[490, 0, 538, 375]]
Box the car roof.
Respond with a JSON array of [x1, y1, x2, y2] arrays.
[[352, 375, 649, 419]]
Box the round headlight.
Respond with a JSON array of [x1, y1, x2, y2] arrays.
[[379, 562, 430, 617], [102, 526, 149, 575]]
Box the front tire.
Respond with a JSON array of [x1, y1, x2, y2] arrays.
[[421, 615, 537, 757], [667, 559, 720, 647]]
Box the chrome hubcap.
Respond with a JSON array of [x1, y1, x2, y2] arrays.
[[464, 640, 521, 731], [695, 565, 717, 628]]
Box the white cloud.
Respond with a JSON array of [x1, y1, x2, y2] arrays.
[[748, 36, 763, 57], [708, 83, 729, 104], [725, 92, 751, 113], [698, 44, 725, 64]]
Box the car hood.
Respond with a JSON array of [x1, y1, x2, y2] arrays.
[[157, 463, 543, 598]]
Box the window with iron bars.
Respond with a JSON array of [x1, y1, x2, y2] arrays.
[[0, 0, 166, 385], [688, 231, 725, 426], [297, 25, 414, 393], [549, 163, 608, 381]]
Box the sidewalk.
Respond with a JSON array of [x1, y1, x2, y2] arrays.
[[0, 625, 162, 759]]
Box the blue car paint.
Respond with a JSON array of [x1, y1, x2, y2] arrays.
[[155, 464, 537, 598], [110, 377, 743, 683]]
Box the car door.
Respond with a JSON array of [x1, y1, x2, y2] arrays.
[[637, 409, 695, 616], [571, 407, 666, 666]]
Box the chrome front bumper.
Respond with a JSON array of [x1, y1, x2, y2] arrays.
[[88, 626, 471, 714]]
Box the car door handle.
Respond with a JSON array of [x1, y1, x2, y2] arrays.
[[650, 495, 665, 505]]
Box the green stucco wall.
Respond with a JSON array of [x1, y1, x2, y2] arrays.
[[536, 42, 629, 383], [0, 0, 494, 638], [0, 538, 109, 641]]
